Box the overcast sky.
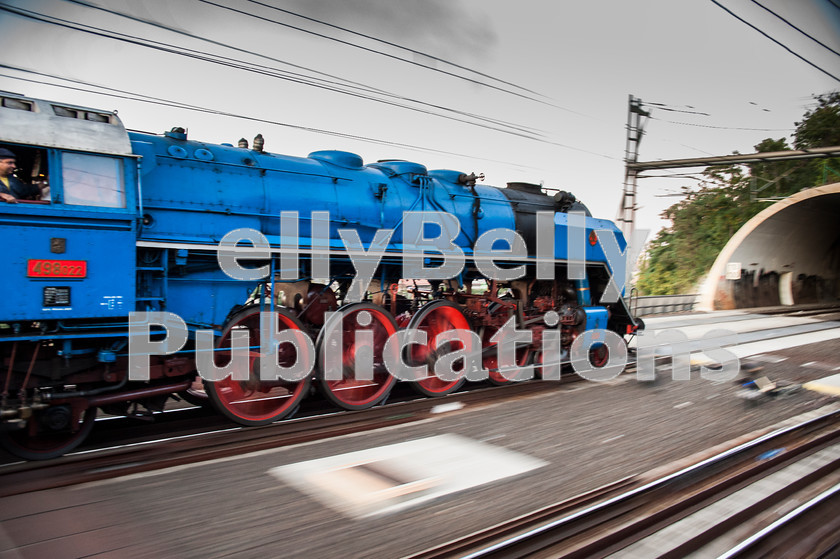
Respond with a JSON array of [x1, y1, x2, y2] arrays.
[[1, 0, 838, 238]]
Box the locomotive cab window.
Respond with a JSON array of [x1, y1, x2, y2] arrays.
[[0, 143, 50, 203], [62, 153, 126, 208]]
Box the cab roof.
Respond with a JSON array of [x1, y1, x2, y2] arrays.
[[0, 93, 132, 156]]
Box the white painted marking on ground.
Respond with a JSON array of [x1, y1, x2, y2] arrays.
[[629, 315, 833, 351], [802, 361, 817, 367], [72, 416, 444, 488], [601, 435, 625, 444], [641, 313, 813, 333], [803, 362, 837, 370], [803, 373, 840, 397], [660, 316, 819, 338], [674, 402, 694, 409], [430, 402, 465, 414], [747, 354, 788, 364], [639, 310, 749, 329], [268, 434, 547, 519], [735, 327, 840, 358]]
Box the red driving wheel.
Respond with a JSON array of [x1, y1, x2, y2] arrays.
[[316, 303, 398, 410], [405, 300, 470, 397], [204, 306, 311, 426]]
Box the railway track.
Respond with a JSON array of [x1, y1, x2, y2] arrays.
[[406, 403, 840, 559], [746, 303, 840, 319], [0, 377, 575, 497], [4, 304, 835, 468]]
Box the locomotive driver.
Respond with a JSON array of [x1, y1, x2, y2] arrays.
[[0, 148, 40, 203]]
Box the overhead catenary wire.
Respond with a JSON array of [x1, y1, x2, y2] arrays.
[[638, 171, 711, 180], [4, 65, 615, 175], [54, 0, 546, 135], [0, 2, 620, 161], [57, 0, 391, 96], [194, 0, 578, 112], [640, 100, 791, 153], [749, 0, 840, 58], [2, 64, 618, 163], [709, 0, 840, 82], [2, 3, 550, 142], [62, 0, 608, 125], [239, 0, 548, 98], [0, 67, 541, 168], [642, 102, 711, 116], [65, 0, 563, 111], [651, 116, 794, 132]]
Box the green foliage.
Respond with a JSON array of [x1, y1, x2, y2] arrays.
[[795, 91, 840, 184], [795, 91, 840, 148], [636, 91, 840, 295], [635, 166, 763, 295]]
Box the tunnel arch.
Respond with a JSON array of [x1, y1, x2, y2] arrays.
[[698, 182, 840, 310]]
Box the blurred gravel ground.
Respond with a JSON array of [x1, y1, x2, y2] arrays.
[[2, 340, 838, 559]]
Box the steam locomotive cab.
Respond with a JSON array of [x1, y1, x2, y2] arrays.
[[0, 96, 141, 458]]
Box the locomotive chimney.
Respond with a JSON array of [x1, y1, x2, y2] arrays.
[[238, 138, 248, 149], [164, 126, 187, 140], [253, 134, 264, 152]]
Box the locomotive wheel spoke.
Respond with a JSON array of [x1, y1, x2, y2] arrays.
[[204, 306, 310, 426], [317, 303, 398, 410], [533, 350, 544, 378], [0, 405, 96, 461], [480, 325, 533, 385], [406, 301, 469, 397], [590, 343, 609, 368]]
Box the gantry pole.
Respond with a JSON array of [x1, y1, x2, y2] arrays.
[[618, 95, 650, 240]]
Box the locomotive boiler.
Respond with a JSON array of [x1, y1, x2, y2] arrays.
[[0, 93, 640, 459]]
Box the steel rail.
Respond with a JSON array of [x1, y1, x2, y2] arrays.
[[715, 481, 840, 559], [407, 405, 840, 559], [0, 376, 583, 497]]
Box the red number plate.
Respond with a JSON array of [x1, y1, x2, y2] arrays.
[[27, 259, 87, 278]]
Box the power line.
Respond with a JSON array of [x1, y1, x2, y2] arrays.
[[648, 139, 717, 157], [4, 64, 619, 163], [74, 0, 601, 123], [194, 0, 569, 111], [0, 3, 618, 161], [638, 172, 711, 180], [59, 0, 545, 136], [750, 0, 840, 58], [643, 102, 711, 116], [57, 0, 386, 96], [651, 116, 794, 132], [2, 3, 547, 142], [0, 66, 540, 168], [3, 64, 616, 168], [709, 0, 840, 82], [239, 0, 546, 98]]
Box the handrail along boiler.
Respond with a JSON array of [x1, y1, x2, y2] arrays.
[[0, 93, 641, 459]]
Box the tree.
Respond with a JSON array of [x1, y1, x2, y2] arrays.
[[794, 91, 840, 185], [795, 91, 840, 148], [635, 165, 761, 295], [635, 91, 839, 295]]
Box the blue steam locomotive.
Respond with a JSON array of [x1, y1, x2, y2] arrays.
[[0, 93, 640, 459]]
